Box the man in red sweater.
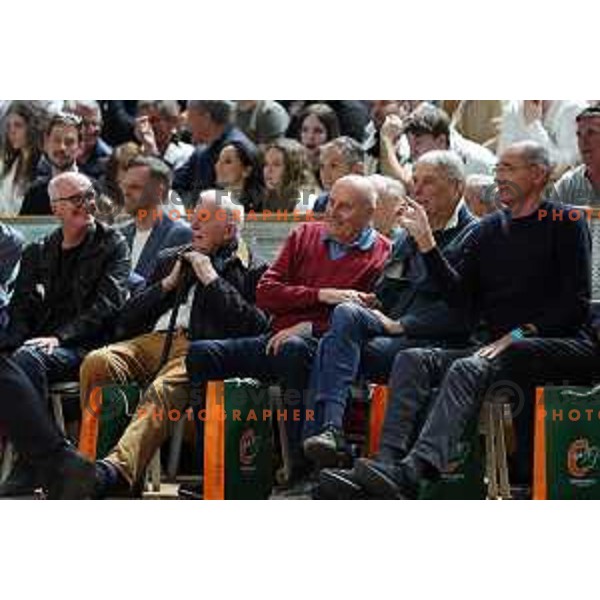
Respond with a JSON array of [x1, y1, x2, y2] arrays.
[[186, 175, 391, 482]]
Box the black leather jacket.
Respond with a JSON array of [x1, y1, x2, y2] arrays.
[[0, 220, 131, 350]]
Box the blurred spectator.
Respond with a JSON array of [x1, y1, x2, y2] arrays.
[[0, 223, 24, 331], [442, 100, 503, 149], [20, 113, 82, 215], [285, 101, 369, 143], [119, 156, 191, 279], [314, 136, 365, 213], [297, 103, 341, 174], [498, 100, 589, 173], [101, 141, 143, 211], [263, 138, 320, 211], [99, 101, 137, 147], [235, 100, 290, 145], [64, 100, 112, 179], [215, 140, 265, 211], [379, 103, 495, 186], [464, 173, 498, 217], [0, 101, 47, 215], [368, 174, 406, 239], [553, 105, 600, 206], [405, 103, 496, 175], [363, 101, 418, 169], [173, 100, 254, 206], [135, 100, 194, 170]]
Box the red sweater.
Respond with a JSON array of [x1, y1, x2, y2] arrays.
[[257, 222, 391, 334]]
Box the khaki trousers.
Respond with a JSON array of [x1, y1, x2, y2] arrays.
[[79, 330, 191, 484]]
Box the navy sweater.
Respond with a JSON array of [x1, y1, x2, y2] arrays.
[[422, 201, 591, 339]]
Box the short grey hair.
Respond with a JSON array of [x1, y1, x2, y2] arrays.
[[465, 173, 494, 192], [187, 101, 234, 126], [368, 174, 407, 204], [416, 150, 466, 185], [63, 100, 102, 119], [321, 136, 365, 167], [197, 189, 245, 232]]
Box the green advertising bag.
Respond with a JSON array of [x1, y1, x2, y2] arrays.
[[204, 379, 274, 500], [534, 386, 600, 499], [79, 384, 141, 460]]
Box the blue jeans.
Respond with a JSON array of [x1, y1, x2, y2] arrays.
[[304, 302, 419, 438], [186, 334, 319, 464]]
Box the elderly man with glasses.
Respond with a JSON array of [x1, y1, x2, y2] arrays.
[[0, 171, 131, 497]]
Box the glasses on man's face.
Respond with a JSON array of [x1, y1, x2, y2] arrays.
[[493, 163, 532, 175], [50, 186, 94, 205]]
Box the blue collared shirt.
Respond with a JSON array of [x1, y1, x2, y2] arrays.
[[323, 226, 377, 261]]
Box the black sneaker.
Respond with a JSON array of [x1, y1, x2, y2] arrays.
[[94, 459, 132, 499], [303, 426, 345, 468], [178, 481, 203, 500], [354, 457, 419, 499], [315, 468, 369, 500]]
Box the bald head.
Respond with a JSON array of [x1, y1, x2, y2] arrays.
[[326, 175, 377, 244], [496, 141, 552, 209]]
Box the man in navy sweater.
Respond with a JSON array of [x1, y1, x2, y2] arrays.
[[320, 141, 600, 499]]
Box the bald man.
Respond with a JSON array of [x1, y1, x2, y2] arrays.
[[186, 175, 392, 484], [0, 171, 130, 497]]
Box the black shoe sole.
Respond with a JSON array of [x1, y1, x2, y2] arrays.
[[354, 459, 408, 500], [315, 469, 369, 500], [303, 438, 340, 469]]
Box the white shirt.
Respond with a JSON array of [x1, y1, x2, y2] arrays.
[[450, 129, 496, 176], [0, 159, 26, 216], [498, 100, 589, 168], [130, 228, 153, 269], [154, 283, 197, 332]]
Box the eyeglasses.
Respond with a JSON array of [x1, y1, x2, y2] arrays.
[[50, 186, 94, 204], [493, 163, 532, 175]]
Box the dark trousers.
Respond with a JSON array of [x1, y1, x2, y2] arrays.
[[186, 334, 319, 463], [0, 345, 83, 461], [381, 336, 600, 484], [0, 355, 65, 462], [10, 345, 84, 400]]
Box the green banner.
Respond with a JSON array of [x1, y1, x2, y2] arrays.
[[96, 384, 141, 459], [536, 386, 600, 500]]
